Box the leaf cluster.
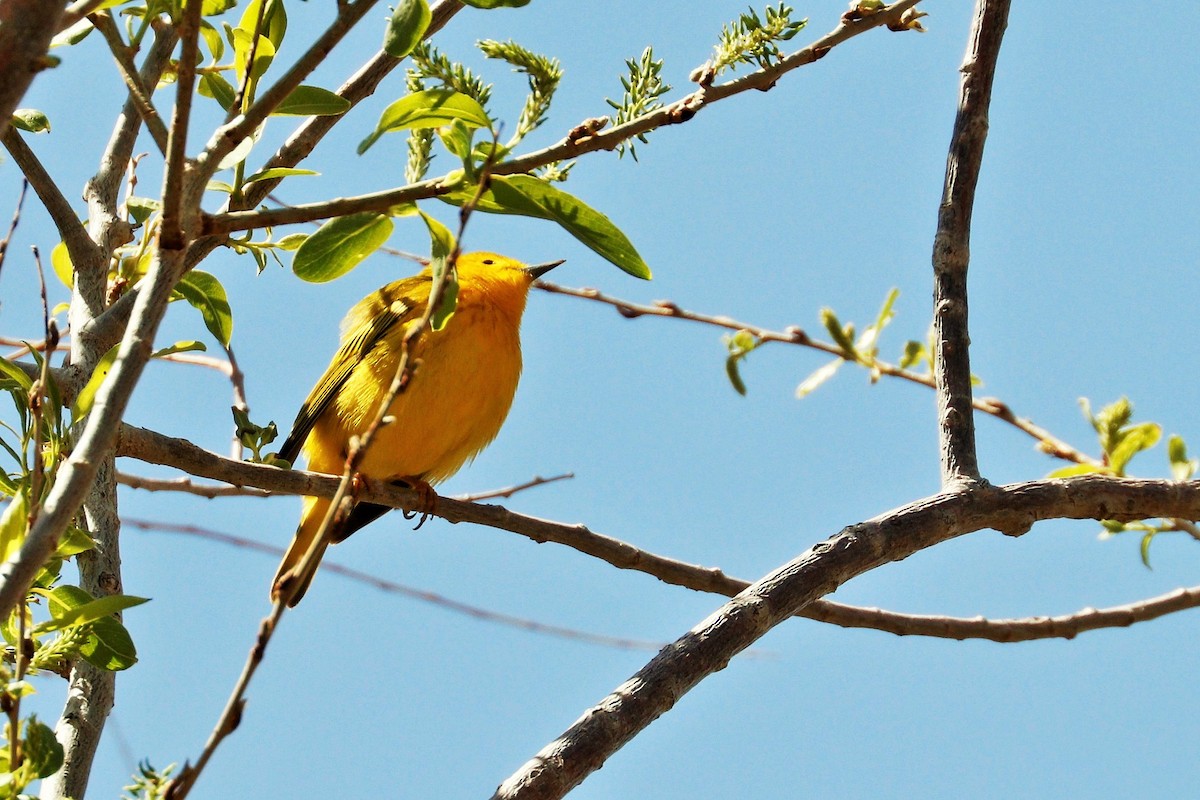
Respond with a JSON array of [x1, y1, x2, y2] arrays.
[[606, 47, 671, 160], [706, 4, 807, 79]]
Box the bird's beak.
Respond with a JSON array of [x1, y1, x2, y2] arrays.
[[524, 259, 565, 279]]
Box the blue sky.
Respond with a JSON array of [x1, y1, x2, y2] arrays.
[[2, 1, 1198, 797]]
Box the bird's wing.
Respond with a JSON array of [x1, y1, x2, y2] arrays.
[[278, 282, 425, 464]]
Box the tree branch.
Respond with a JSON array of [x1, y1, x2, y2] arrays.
[[202, 0, 924, 235], [0, 0, 63, 128], [113, 424, 1200, 644], [89, 11, 170, 155], [931, 0, 1010, 486], [490, 477, 1200, 799]]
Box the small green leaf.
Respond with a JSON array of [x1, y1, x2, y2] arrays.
[[1046, 463, 1108, 479], [55, 526, 95, 558], [0, 493, 28, 563], [244, 167, 319, 184], [0, 356, 34, 392], [272, 85, 350, 117], [725, 354, 747, 395], [11, 108, 50, 133], [358, 89, 491, 155], [50, 17, 95, 48], [1108, 421, 1161, 476], [419, 211, 458, 330], [384, 0, 432, 58], [1167, 434, 1197, 482], [820, 308, 857, 357], [126, 196, 161, 225], [23, 716, 64, 779], [1140, 531, 1155, 569], [461, 0, 532, 7], [237, 0, 287, 49], [899, 340, 925, 370], [152, 341, 207, 358], [175, 271, 234, 347], [199, 73, 237, 111], [50, 239, 75, 288], [231, 27, 277, 87], [38, 590, 149, 633], [488, 175, 652, 279], [72, 344, 121, 420], [81, 616, 138, 670], [796, 358, 842, 398], [274, 233, 309, 251], [292, 213, 394, 282]]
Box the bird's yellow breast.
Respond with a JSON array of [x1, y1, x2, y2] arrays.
[[303, 290, 525, 484]]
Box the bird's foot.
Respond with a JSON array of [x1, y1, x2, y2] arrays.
[[396, 476, 437, 530]]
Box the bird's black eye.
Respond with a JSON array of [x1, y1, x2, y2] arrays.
[[482, 259, 494, 265]]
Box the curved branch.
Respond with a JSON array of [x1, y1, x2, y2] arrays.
[[490, 477, 1200, 799]]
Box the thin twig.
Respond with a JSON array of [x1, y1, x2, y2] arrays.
[[536, 282, 1099, 466], [1, 127, 99, 274], [454, 473, 575, 503], [89, 12, 169, 155], [930, 0, 1010, 487], [128, 518, 670, 652], [116, 472, 273, 498], [0, 178, 28, 282]]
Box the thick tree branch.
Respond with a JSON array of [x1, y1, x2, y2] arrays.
[[931, 0, 1010, 486], [0, 0, 63, 128], [490, 477, 1200, 799]]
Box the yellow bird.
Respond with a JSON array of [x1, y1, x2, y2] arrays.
[[272, 252, 562, 606]]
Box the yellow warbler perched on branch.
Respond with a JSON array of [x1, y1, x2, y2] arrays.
[[271, 252, 563, 606]]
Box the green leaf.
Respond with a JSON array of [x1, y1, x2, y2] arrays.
[[292, 213, 394, 282], [796, 358, 842, 398], [23, 716, 64, 779], [237, 0, 287, 49], [152, 340, 207, 358], [50, 17, 94, 48], [358, 89, 491, 155], [899, 340, 925, 370], [820, 308, 857, 357], [274, 233, 309, 251], [857, 288, 899, 353], [1167, 434, 1197, 482], [72, 344, 120, 420], [384, 0, 432, 58], [199, 73, 238, 111], [1140, 531, 1155, 569], [0, 357, 33, 392], [244, 167, 319, 184], [488, 175, 651, 279], [419, 211, 458, 330], [50, 239, 74, 288], [10, 108, 50, 133], [0, 493, 28, 563], [272, 85, 350, 117], [39, 587, 148, 633], [1108, 421, 1161, 476], [81, 616, 138, 670], [175, 271, 234, 347], [725, 354, 747, 395], [126, 196, 161, 225], [55, 526, 95, 558], [1046, 463, 1108, 479], [461, 0, 532, 7], [231, 27, 277, 87]]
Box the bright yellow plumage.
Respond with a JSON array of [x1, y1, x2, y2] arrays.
[[272, 252, 561, 605]]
